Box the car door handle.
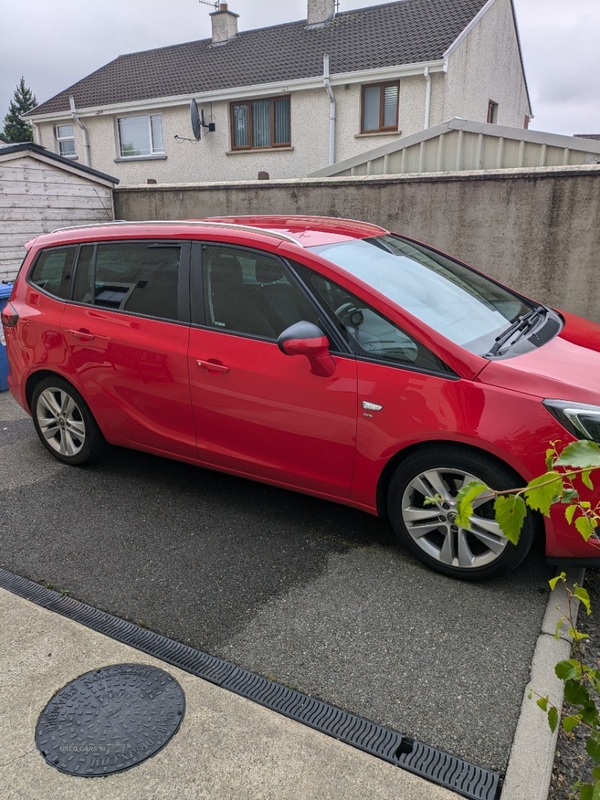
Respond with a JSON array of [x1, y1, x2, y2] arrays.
[[197, 359, 230, 374], [67, 328, 96, 342]]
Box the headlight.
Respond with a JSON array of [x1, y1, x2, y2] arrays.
[[544, 399, 600, 444]]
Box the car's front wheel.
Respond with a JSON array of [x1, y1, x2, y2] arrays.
[[31, 377, 107, 465], [387, 445, 536, 581]]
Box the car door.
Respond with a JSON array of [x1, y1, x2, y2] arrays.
[[187, 242, 358, 498], [293, 266, 460, 509], [61, 239, 196, 458]]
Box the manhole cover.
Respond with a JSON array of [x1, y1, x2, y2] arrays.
[[35, 664, 185, 776]]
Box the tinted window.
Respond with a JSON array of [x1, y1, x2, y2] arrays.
[[29, 246, 76, 300], [296, 265, 449, 374], [202, 246, 318, 339], [72, 241, 181, 321]]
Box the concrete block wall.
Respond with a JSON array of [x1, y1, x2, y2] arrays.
[[114, 164, 600, 324]]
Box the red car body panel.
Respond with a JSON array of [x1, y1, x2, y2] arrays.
[[4, 217, 600, 565]]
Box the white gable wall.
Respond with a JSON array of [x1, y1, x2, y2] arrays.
[[443, 0, 529, 127]]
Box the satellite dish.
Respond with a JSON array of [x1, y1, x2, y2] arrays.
[[190, 99, 201, 141]]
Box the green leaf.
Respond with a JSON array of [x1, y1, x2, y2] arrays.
[[555, 660, 579, 681], [565, 504, 578, 525], [570, 627, 591, 641], [593, 780, 600, 800], [455, 482, 489, 529], [549, 573, 566, 591], [564, 680, 590, 706], [562, 488, 579, 504], [545, 448, 555, 471], [582, 705, 600, 727], [493, 495, 527, 545], [555, 440, 600, 468], [575, 587, 592, 615], [536, 696, 549, 712], [524, 472, 564, 516], [580, 784, 594, 800], [554, 617, 566, 640], [591, 767, 600, 781], [583, 470, 595, 491], [587, 736, 600, 763], [548, 706, 559, 732], [562, 714, 582, 733], [576, 516, 598, 541]]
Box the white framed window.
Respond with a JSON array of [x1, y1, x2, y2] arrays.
[[117, 115, 164, 158], [487, 101, 499, 124], [55, 124, 76, 157]]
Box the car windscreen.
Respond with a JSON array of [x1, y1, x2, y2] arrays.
[[308, 235, 531, 355]]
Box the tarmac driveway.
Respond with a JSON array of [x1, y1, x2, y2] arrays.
[[0, 390, 553, 775]]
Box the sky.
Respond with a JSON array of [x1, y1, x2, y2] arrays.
[[1, 0, 599, 137]]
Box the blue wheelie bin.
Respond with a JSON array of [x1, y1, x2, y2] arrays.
[[0, 283, 13, 392]]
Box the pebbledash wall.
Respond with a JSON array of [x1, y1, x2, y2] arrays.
[[114, 163, 600, 324]]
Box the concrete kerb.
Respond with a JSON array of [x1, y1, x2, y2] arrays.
[[501, 568, 585, 800]]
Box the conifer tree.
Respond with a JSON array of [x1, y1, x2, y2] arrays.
[[3, 77, 37, 143]]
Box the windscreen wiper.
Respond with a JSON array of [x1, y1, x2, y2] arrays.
[[486, 305, 547, 357]]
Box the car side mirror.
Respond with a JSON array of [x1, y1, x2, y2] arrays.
[[277, 321, 336, 377]]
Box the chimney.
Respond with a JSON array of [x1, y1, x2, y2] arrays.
[[210, 2, 238, 44], [307, 0, 336, 26]]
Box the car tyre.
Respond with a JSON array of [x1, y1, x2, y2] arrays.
[[387, 445, 536, 581], [31, 376, 108, 466]]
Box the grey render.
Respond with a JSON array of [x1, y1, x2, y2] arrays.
[[26, 0, 531, 184]]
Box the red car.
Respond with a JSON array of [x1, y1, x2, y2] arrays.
[[3, 215, 600, 580]]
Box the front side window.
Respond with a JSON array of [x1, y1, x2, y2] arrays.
[[117, 115, 164, 157], [29, 246, 77, 299], [72, 241, 181, 320], [361, 82, 399, 133], [309, 236, 529, 356], [294, 263, 446, 373], [55, 124, 76, 157], [202, 245, 317, 338], [230, 97, 291, 149]]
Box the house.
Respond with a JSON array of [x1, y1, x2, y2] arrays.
[[0, 142, 117, 281], [26, 0, 531, 184]]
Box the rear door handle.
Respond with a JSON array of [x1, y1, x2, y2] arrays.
[[197, 359, 230, 374]]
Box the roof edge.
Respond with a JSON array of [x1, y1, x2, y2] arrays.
[[0, 142, 119, 184]]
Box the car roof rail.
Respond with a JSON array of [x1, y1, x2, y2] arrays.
[[49, 220, 303, 247]]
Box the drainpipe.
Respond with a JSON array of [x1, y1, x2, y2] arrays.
[[423, 66, 431, 129], [69, 95, 90, 166], [323, 54, 336, 166]]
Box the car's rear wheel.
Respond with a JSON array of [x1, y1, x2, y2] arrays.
[[387, 445, 536, 581], [31, 377, 107, 465]]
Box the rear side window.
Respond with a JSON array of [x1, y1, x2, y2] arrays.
[[29, 246, 77, 300], [72, 241, 181, 321]]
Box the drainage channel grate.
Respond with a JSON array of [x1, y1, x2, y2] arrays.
[[0, 568, 500, 800]]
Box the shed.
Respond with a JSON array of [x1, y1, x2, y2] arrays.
[[309, 118, 600, 177], [0, 142, 118, 281]]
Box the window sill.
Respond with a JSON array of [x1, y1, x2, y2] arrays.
[[58, 153, 78, 160], [355, 131, 402, 139], [114, 154, 167, 162], [226, 146, 294, 155]]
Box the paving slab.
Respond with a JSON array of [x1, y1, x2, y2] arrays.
[[0, 587, 462, 800]]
